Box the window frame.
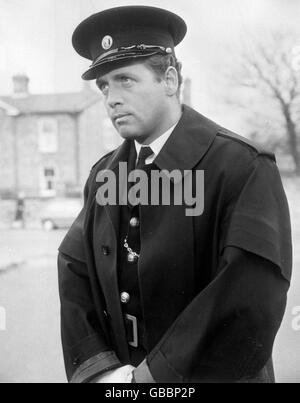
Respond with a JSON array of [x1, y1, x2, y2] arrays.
[[38, 118, 58, 154]]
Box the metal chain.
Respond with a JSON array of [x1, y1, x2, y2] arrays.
[[124, 236, 140, 258]]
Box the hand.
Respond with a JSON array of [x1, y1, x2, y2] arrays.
[[91, 365, 136, 383]]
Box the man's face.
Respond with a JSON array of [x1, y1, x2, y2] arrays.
[[96, 61, 170, 143]]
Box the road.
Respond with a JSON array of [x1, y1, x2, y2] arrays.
[[0, 178, 299, 383], [0, 230, 66, 383]]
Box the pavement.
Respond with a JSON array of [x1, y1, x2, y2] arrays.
[[0, 177, 299, 383]]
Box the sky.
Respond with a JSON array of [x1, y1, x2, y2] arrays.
[[0, 0, 300, 130]]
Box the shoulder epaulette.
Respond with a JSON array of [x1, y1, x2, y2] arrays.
[[90, 150, 115, 172], [217, 128, 276, 162]]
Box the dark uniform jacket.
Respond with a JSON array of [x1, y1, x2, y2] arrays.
[[58, 105, 292, 383]]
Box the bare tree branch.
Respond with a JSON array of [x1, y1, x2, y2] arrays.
[[225, 30, 300, 174]]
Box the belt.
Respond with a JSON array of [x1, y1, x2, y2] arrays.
[[124, 314, 146, 349]]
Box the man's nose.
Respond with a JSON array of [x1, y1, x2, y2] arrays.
[[106, 86, 123, 108]]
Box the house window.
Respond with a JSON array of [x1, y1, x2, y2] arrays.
[[38, 119, 58, 153], [40, 166, 57, 197]]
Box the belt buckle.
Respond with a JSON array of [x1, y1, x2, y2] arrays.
[[126, 314, 138, 348]]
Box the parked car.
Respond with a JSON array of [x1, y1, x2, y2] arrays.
[[41, 198, 82, 230]]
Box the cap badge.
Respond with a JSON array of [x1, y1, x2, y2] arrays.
[[102, 35, 113, 50]]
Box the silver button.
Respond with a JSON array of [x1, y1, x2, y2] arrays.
[[130, 217, 140, 228], [120, 292, 130, 304]]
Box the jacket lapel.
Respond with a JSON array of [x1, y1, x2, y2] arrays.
[[91, 140, 135, 361], [138, 106, 221, 346], [100, 139, 135, 236], [154, 105, 220, 182]]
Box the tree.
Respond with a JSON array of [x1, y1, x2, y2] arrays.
[[229, 32, 300, 175]]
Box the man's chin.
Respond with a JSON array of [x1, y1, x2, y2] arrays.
[[117, 128, 141, 141]]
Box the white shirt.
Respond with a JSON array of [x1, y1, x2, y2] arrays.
[[134, 122, 178, 165]]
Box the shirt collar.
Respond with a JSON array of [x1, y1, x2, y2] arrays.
[[134, 122, 178, 161]]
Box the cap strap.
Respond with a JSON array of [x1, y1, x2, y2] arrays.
[[121, 44, 172, 53], [91, 44, 173, 67]]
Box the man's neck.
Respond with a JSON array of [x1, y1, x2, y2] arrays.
[[137, 103, 182, 146]]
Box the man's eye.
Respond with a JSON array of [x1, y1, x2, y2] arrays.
[[121, 77, 133, 85], [97, 82, 108, 93]]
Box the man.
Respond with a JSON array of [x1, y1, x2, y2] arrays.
[[13, 192, 26, 229], [58, 6, 292, 383]]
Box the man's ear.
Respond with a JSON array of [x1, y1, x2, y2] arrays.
[[164, 66, 179, 96]]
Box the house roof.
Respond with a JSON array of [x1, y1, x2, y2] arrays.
[[0, 90, 101, 115]]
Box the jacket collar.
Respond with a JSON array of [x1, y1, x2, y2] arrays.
[[154, 105, 220, 172]]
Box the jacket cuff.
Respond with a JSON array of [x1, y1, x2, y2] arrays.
[[70, 351, 121, 383], [133, 359, 156, 383]]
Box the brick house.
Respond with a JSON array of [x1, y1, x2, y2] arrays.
[[0, 75, 121, 199]]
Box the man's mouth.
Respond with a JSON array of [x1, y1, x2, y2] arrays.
[[113, 113, 131, 124]]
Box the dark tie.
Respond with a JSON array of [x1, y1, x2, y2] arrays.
[[136, 147, 154, 170]]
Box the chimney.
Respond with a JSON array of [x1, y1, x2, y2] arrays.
[[12, 74, 29, 95], [183, 78, 192, 107]]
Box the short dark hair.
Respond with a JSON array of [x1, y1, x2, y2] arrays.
[[143, 54, 183, 95]]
